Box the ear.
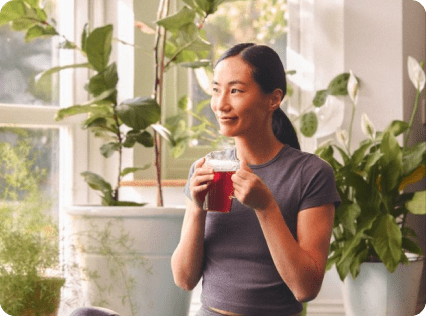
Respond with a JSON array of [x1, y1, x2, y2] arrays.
[[269, 88, 283, 111]]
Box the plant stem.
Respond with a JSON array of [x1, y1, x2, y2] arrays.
[[113, 110, 123, 202], [347, 101, 356, 155], [403, 87, 421, 150], [153, 0, 170, 207]]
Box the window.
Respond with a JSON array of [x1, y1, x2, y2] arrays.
[[0, 0, 61, 221]]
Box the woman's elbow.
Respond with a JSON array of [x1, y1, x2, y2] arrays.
[[172, 272, 198, 291], [293, 283, 322, 303], [171, 257, 198, 291], [295, 291, 318, 303]]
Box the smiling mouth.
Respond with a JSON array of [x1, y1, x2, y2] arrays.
[[218, 117, 238, 122]]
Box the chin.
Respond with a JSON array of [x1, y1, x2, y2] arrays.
[[219, 127, 238, 138]]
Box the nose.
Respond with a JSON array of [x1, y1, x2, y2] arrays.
[[211, 91, 231, 113]]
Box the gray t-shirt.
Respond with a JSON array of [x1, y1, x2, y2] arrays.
[[184, 146, 341, 315]]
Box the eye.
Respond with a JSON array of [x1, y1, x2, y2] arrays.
[[212, 87, 220, 94], [231, 88, 241, 93]]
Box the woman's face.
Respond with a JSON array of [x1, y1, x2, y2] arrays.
[[211, 56, 275, 138]]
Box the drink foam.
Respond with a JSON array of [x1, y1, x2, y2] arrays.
[[205, 150, 240, 172]]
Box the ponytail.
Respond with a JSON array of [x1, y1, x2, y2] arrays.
[[272, 107, 300, 150]]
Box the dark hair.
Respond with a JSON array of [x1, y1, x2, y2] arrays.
[[216, 43, 300, 150]]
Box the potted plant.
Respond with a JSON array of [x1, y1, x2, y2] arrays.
[[0, 0, 229, 315], [315, 56, 426, 316], [0, 131, 65, 316]]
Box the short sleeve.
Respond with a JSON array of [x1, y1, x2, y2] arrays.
[[183, 161, 196, 200], [299, 155, 341, 211]]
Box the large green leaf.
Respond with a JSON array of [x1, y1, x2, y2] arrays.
[[315, 144, 343, 172], [84, 117, 107, 129], [336, 202, 361, 235], [116, 97, 161, 131], [349, 248, 369, 279], [380, 131, 402, 193], [328, 73, 350, 96], [86, 24, 113, 72], [81, 23, 89, 53], [385, 120, 409, 137], [123, 130, 154, 148], [194, 0, 228, 14], [100, 142, 121, 158], [25, 24, 57, 41], [363, 151, 383, 174], [406, 190, 426, 215], [10, 17, 33, 30], [351, 140, 372, 167], [194, 0, 213, 14], [35, 63, 93, 87], [300, 111, 318, 137], [371, 214, 402, 272], [337, 214, 377, 268], [22, 0, 40, 8], [312, 89, 329, 107], [80, 171, 112, 194], [156, 6, 196, 31], [0, 1, 26, 26], [402, 237, 423, 255], [344, 171, 370, 200], [86, 62, 119, 97], [55, 103, 111, 121], [402, 141, 426, 178], [120, 164, 151, 177]]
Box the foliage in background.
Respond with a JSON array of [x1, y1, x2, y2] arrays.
[[0, 0, 235, 206], [0, 130, 64, 316], [204, 0, 287, 60], [316, 57, 426, 281]]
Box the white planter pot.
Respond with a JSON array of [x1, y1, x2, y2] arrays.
[[62, 205, 190, 316], [341, 255, 425, 316]]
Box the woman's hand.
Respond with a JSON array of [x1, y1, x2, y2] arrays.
[[189, 157, 214, 209], [231, 160, 276, 211]]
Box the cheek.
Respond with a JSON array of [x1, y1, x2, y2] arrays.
[[210, 98, 217, 113]]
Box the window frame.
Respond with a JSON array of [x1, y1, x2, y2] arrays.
[[0, 0, 92, 208]]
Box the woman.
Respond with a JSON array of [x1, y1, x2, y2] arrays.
[[171, 43, 341, 316]]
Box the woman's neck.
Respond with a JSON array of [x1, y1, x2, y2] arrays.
[[235, 133, 284, 166]]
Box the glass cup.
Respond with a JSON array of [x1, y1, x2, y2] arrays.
[[203, 151, 240, 213]]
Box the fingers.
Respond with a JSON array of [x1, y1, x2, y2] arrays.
[[195, 157, 206, 169], [190, 157, 214, 205], [239, 160, 251, 171]]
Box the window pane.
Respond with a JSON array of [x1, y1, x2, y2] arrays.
[[189, 0, 288, 146], [0, 127, 60, 221], [0, 0, 59, 106]]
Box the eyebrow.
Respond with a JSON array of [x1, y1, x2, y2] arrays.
[[212, 80, 248, 86]]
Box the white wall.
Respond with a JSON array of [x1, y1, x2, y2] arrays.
[[288, 0, 425, 315]]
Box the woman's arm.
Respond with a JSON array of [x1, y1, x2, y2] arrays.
[[171, 198, 207, 291], [232, 160, 335, 302], [171, 158, 214, 291], [254, 202, 334, 302]]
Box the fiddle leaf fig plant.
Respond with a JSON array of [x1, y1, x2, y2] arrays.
[[315, 57, 426, 281], [0, 0, 229, 206]]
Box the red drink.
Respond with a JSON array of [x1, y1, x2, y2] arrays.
[[204, 171, 235, 213]]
